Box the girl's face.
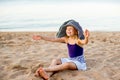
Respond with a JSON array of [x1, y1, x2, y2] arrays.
[[66, 26, 78, 37]]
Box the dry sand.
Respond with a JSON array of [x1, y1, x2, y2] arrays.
[[0, 32, 120, 80]]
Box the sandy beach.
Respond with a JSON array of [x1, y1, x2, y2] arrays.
[[0, 32, 120, 80]]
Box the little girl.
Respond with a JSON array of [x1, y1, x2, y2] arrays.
[[33, 20, 90, 80]]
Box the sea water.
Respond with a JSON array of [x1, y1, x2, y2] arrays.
[[0, 17, 120, 32], [0, 1, 120, 32]]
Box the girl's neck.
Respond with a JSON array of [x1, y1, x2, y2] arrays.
[[69, 35, 77, 39], [67, 35, 78, 44]]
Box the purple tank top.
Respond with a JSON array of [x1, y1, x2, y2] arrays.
[[67, 43, 83, 58]]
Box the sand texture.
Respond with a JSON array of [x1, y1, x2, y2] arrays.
[[0, 32, 120, 80]]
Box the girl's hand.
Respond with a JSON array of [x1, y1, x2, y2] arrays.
[[84, 29, 90, 38], [33, 35, 42, 40]]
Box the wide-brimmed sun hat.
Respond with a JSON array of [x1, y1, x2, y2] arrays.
[[56, 19, 84, 39]]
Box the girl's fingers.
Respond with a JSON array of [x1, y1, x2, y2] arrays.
[[32, 35, 41, 40], [85, 29, 90, 37]]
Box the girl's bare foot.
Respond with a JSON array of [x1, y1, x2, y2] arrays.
[[34, 67, 41, 77], [39, 67, 49, 80]]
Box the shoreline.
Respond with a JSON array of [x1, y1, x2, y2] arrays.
[[0, 30, 120, 32]]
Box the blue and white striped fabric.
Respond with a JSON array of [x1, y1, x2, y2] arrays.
[[61, 55, 87, 70]]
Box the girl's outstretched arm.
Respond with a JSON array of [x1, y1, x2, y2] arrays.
[[33, 35, 66, 43], [78, 29, 90, 45]]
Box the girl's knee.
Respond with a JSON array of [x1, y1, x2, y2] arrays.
[[63, 62, 71, 68], [64, 62, 77, 70], [52, 58, 61, 64], [52, 59, 56, 62]]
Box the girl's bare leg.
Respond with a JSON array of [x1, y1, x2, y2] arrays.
[[47, 59, 62, 77], [39, 61, 77, 79], [35, 59, 61, 78], [44, 62, 77, 72]]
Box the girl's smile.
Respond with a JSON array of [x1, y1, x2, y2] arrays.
[[66, 26, 77, 37]]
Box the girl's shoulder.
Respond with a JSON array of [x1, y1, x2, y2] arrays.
[[76, 39, 84, 47], [64, 36, 69, 43]]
